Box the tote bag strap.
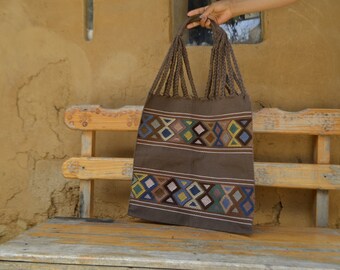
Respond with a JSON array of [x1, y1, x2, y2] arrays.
[[149, 15, 247, 99]]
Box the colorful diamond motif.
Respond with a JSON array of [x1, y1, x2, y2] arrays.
[[132, 172, 254, 220], [232, 190, 243, 202], [198, 194, 214, 209], [193, 122, 207, 136], [220, 196, 232, 213], [209, 185, 225, 200], [220, 131, 231, 145], [240, 199, 254, 216], [213, 122, 223, 137], [138, 123, 153, 139], [158, 127, 175, 141], [152, 186, 168, 202], [237, 130, 252, 145], [170, 120, 186, 133], [150, 119, 161, 129], [141, 176, 158, 190], [137, 112, 252, 149], [187, 182, 204, 198], [203, 132, 216, 146], [165, 180, 179, 193], [228, 120, 242, 135], [180, 129, 197, 143], [131, 182, 145, 198], [173, 189, 192, 206], [184, 131, 193, 140]]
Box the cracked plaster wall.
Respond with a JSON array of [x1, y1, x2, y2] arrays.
[[0, 0, 339, 242]]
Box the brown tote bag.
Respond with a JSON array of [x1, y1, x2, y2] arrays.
[[128, 16, 255, 234]]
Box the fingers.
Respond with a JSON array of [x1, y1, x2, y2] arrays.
[[187, 5, 214, 29], [200, 14, 209, 28], [187, 19, 212, 29], [187, 6, 207, 17], [187, 21, 201, 29]]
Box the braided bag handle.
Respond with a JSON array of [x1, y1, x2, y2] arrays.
[[149, 15, 246, 99]]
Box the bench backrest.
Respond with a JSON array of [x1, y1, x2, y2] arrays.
[[63, 105, 340, 227]]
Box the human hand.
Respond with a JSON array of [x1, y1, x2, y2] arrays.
[[187, 0, 298, 29], [187, 0, 233, 29]]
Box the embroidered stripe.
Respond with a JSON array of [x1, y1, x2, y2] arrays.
[[130, 200, 253, 223], [133, 167, 254, 183], [130, 201, 252, 225], [133, 171, 254, 186], [137, 140, 253, 154], [137, 139, 252, 152], [130, 171, 255, 219], [143, 107, 252, 120]]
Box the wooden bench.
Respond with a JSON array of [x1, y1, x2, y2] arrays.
[[0, 105, 339, 270]]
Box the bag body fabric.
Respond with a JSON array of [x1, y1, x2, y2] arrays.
[[128, 17, 255, 234]]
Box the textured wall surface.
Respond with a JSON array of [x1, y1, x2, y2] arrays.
[[0, 0, 339, 243]]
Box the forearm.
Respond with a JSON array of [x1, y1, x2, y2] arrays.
[[187, 0, 298, 29], [229, 0, 297, 17]]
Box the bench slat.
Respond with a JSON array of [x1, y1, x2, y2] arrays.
[[62, 157, 340, 190], [1, 218, 339, 269], [65, 105, 143, 131], [253, 108, 340, 135], [64, 106, 340, 135]]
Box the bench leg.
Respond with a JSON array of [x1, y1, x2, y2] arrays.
[[314, 135, 330, 227], [80, 131, 96, 218], [80, 180, 94, 218]]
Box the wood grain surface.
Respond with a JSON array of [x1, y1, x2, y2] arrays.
[[62, 157, 340, 190], [64, 106, 340, 135], [0, 218, 339, 269]]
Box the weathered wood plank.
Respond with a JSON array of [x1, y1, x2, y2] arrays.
[[64, 106, 340, 135], [62, 157, 132, 180], [0, 261, 146, 270], [64, 105, 143, 131], [253, 108, 340, 135], [62, 158, 340, 190], [255, 162, 340, 190], [315, 136, 331, 164], [79, 131, 95, 218], [315, 190, 329, 227], [0, 218, 339, 269], [314, 135, 331, 227]]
